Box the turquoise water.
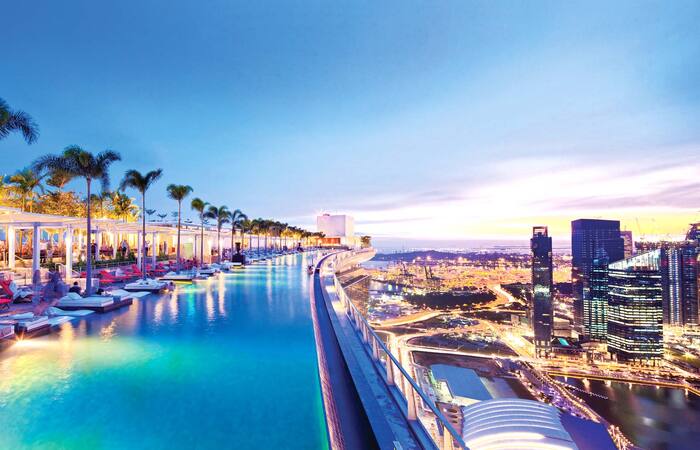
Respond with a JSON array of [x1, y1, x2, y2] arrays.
[[0, 254, 329, 450]]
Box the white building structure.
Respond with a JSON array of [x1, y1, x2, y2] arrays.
[[461, 399, 578, 450], [316, 214, 358, 248]]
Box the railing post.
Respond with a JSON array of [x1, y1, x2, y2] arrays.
[[442, 425, 455, 450], [372, 337, 379, 360], [386, 359, 395, 386], [407, 387, 417, 421]]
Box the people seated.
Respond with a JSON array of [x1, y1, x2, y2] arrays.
[[68, 282, 81, 294]]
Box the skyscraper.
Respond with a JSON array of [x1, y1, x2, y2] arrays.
[[607, 251, 664, 363], [571, 219, 625, 336], [531, 226, 553, 356], [660, 245, 699, 326], [587, 251, 609, 341], [620, 230, 634, 258]]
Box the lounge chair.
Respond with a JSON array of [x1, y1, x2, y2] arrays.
[[0, 279, 33, 303], [127, 264, 144, 278], [98, 270, 128, 284]]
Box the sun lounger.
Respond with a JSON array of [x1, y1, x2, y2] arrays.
[[0, 279, 33, 303], [57, 293, 114, 308]]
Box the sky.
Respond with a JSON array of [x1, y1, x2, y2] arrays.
[[2, 1, 700, 244]]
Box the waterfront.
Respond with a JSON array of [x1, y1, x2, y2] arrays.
[[557, 377, 700, 450], [0, 254, 328, 450]]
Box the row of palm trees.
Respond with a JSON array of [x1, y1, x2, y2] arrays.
[[4, 100, 325, 292], [30, 146, 324, 293]]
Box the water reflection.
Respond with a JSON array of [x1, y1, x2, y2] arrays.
[[0, 253, 328, 450], [558, 377, 700, 449]]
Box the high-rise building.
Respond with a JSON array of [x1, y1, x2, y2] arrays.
[[687, 223, 700, 245], [571, 219, 625, 335], [620, 230, 634, 258], [607, 251, 664, 363], [586, 251, 609, 341], [660, 245, 699, 326], [531, 226, 553, 356]]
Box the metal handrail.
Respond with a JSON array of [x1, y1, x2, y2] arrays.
[[320, 250, 468, 450]]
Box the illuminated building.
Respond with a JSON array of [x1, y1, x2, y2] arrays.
[[571, 219, 625, 335], [660, 245, 699, 326], [586, 250, 609, 341], [620, 230, 634, 258], [531, 226, 553, 356], [607, 251, 664, 363], [461, 399, 578, 450], [687, 223, 700, 244]]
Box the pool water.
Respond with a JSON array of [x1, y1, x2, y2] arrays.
[[0, 254, 329, 450]]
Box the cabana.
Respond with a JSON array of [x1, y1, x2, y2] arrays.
[[0, 206, 236, 283]]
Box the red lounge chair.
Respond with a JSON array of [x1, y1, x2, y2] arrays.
[[129, 265, 144, 278], [0, 296, 11, 310], [0, 280, 33, 303], [99, 270, 128, 284], [146, 264, 166, 276]]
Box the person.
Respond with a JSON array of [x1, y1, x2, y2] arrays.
[[69, 282, 81, 294], [47, 240, 54, 263], [42, 270, 67, 302]]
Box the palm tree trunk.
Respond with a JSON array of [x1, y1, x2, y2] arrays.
[[176, 201, 182, 273], [217, 228, 221, 263], [85, 179, 93, 294], [141, 193, 146, 280], [230, 226, 235, 259], [200, 221, 204, 267]]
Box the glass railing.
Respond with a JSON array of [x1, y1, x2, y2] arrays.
[[319, 249, 468, 450]]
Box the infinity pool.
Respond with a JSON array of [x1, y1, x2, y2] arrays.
[[0, 254, 329, 450]]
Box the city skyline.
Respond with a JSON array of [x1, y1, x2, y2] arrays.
[[3, 1, 700, 240]]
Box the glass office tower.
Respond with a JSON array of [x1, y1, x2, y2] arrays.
[[571, 219, 625, 335], [607, 251, 664, 363], [660, 245, 699, 326], [587, 252, 609, 341], [531, 226, 553, 356]]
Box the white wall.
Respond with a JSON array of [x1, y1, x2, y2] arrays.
[[317, 214, 354, 238]]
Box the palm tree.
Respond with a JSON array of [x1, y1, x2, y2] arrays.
[[46, 169, 72, 192], [111, 192, 138, 221], [8, 168, 46, 212], [240, 218, 253, 253], [33, 146, 121, 294], [89, 190, 112, 219], [166, 184, 193, 273], [119, 169, 163, 279], [204, 205, 230, 263], [157, 212, 167, 222], [190, 198, 208, 267], [229, 209, 248, 255], [0, 98, 39, 144]]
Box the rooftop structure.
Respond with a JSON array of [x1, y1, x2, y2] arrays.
[[461, 399, 578, 450], [316, 213, 357, 247], [431, 364, 492, 406]]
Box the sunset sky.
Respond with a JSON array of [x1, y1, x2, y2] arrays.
[[2, 1, 699, 242]]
